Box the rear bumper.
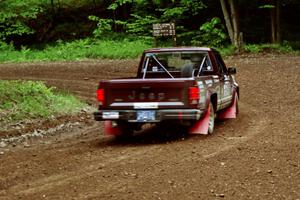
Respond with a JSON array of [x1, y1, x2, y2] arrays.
[[93, 109, 204, 122]]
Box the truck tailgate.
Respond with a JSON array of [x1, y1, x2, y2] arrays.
[[100, 78, 194, 109]]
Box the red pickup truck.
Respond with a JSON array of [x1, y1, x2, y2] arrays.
[[94, 47, 239, 136]]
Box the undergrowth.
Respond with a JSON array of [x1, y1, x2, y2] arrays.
[[0, 80, 86, 123], [218, 43, 295, 56], [243, 43, 294, 54], [0, 39, 297, 63], [0, 38, 151, 63]]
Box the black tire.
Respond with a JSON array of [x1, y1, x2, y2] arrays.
[[115, 122, 134, 140], [235, 93, 239, 115]]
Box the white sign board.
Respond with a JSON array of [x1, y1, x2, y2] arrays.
[[153, 23, 176, 37]]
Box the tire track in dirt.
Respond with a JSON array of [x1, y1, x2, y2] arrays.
[[5, 102, 269, 199], [0, 56, 299, 200]]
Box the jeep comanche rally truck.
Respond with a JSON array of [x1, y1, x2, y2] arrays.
[[94, 47, 239, 136]]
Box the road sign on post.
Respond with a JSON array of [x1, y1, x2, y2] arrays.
[[152, 22, 176, 47]]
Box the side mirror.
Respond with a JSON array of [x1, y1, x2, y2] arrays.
[[228, 67, 237, 74]]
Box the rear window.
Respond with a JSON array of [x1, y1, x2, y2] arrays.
[[140, 51, 212, 78], [142, 52, 208, 72]]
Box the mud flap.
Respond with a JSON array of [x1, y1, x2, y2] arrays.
[[189, 105, 211, 135], [104, 121, 122, 136], [218, 93, 238, 119]]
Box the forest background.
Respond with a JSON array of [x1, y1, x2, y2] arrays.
[[0, 0, 299, 62]]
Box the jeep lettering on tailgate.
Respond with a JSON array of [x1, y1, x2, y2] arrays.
[[128, 90, 165, 101]]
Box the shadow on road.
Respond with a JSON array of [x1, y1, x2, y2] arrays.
[[96, 123, 211, 147]]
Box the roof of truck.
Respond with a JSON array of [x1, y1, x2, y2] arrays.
[[144, 47, 215, 53]]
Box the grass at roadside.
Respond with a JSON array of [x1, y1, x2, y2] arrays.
[[0, 38, 298, 63], [218, 43, 296, 56], [0, 80, 87, 123], [0, 38, 151, 63]]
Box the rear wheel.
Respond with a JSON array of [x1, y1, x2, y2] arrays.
[[235, 93, 239, 115], [208, 102, 215, 134], [115, 121, 134, 140]]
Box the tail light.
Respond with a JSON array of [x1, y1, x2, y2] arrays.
[[189, 86, 199, 105], [97, 89, 105, 105]]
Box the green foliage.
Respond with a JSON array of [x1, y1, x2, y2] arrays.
[[103, 0, 206, 37], [108, 0, 132, 10], [216, 43, 295, 57], [192, 17, 227, 47], [0, 41, 14, 51], [243, 43, 294, 53], [259, 4, 275, 9], [288, 41, 300, 50], [0, 0, 46, 41], [160, 0, 206, 20], [216, 45, 236, 57], [0, 80, 86, 122], [126, 14, 158, 36], [106, 0, 160, 36], [243, 44, 260, 53], [0, 0, 299, 60], [181, 0, 207, 15], [160, 6, 188, 20], [0, 37, 151, 63], [0, 37, 297, 63], [0, 0, 298, 49], [88, 16, 113, 38]]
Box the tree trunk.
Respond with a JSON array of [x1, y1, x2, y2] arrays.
[[123, 3, 129, 20], [271, 6, 276, 43], [220, 0, 234, 44], [228, 0, 240, 50], [270, 0, 281, 43], [220, 0, 241, 51], [276, 0, 281, 43], [112, 10, 117, 31], [50, 0, 55, 13], [93, 0, 97, 12]]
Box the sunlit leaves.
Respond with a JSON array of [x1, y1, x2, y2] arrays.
[[0, 0, 46, 40], [192, 17, 227, 47]]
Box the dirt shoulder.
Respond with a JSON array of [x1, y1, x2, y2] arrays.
[[0, 56, 299, 200]]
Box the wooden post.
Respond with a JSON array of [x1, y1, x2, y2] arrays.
[[173, 35, 177, 47], [153, 37, 157, 48], [171, 21, 177, 47]]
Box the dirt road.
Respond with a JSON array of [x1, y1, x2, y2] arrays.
[[0, 55, 299, 199]]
